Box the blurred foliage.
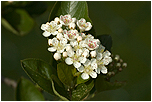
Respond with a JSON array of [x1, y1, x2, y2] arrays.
[[1, 1, 151, 101], [16, 77, 45, 101]]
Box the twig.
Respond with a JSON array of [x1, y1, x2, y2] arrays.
[[1, 76, 17, 89]]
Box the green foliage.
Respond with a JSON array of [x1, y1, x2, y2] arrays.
[[72, 80, 94, 101], [57, 62, 74, 87], [95, 75, 126, 93], [21, 58, 67, 98], [2, 8, 34, 36], [51, 80, 69, 101], [16, 77, 45, 101]]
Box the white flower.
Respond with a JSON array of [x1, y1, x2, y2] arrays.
[[60, 14, 76, 26], [54, 52, 61, 60], [77, 59, 97, 79], [85, 38, 100, 50], [41, 21, 61, 37], [95, 50, 112, 74], [77, 18, 92, 32], [48, 37, 67, 53], [63, 29, 79, 41], [65, 50, 87, 68], [71, 40, 87, 51], [96, 65, 107, 74], [102, 56, 112, 65]]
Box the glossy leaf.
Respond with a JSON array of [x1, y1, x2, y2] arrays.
[[49, 1, 90, 21], [16, 77, 45, 101], [21, 58, 66, 97], [57, 62, 74, 86], [97, 34, 112, 52], [49, 1, 96, 36], [95, 75, 126, 93], [72, 80, 94, 101]]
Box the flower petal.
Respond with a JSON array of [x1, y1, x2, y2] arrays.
[[52, 31, 58, 35], [77, 65, 84, 72], [67, 50, 74, 57], [101, 66, 108, 74], [95, 68, 101, 74], [73, 61, 81, 68], [65, 57, 73, 65], [56, 33, 63, 40], [96, 53, 102, 61], [76, 49, 82, 56], [85, 22, 92, 31], [43, 31, 51, 37], [53, 53, 61, 60], [83, 59, 91, 67], [81, 73, 89, 80], [90, 71, 97, 78], [70, 40, 78, 47], [48, 47, 56, 52], [79, 57, 87, 64]]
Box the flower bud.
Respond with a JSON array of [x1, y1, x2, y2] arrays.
[[111, 71, 115, 76], [48, 39, 52, 46], [63, 52, 67, 57], [69, 22, 76, 29], [122, 63, 127, 68], [54, 53, 61, 60], [58, 28, 63, 33], [66, 45, 72, 51], [118, 68, 123, 72], [107, 72, 112, 76], [77, 36, 82, 42], [90, 51, 96, 57], [116, 63, 121, 68], [119, 59, 123, 63], [54, 17, 60, 24], [115, 55, 120, 61]]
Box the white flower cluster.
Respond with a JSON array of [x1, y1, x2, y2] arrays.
[[41, 14, 112, 80]]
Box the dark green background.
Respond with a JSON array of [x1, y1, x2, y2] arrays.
[[1, 1, 151, 101]]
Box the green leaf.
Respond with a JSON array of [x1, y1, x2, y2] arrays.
[[97, 34, 112, 52], [2, 8, 34, 36], [1, 17, 19, 35], [57, 62, 74, 86], [72, 80, 94, 101], [77, 74, 90, 85], [95, 75, 126, 93], [49, 1, 96, 36], [21, 58, 67, 97], [16, 77, 45, 101]]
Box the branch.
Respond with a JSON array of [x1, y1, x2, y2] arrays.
[[1, 76, 17, 89]]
